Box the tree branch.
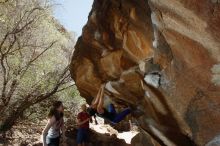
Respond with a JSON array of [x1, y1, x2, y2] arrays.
[[10, 7, 44, 35], [4, 79, 18, 105], [0, 54, 8, 105], [56, 83, 75, 93], [0, 33, 9, 53], [19, 41, 57, 78]]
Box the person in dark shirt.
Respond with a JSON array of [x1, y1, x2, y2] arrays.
[[76, 104, 90, 146], [87, 84, 131, 124]]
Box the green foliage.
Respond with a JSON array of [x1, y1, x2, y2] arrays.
[[0, 0, 83, 132], [24, 85, 86, 123]]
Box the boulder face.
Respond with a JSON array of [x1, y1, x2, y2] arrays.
[[70, 0, 220, 146]]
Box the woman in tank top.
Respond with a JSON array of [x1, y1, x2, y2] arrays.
[[42, 101, 66, 146]]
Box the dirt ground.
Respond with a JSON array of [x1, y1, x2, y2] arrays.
[[0, 117, 138, 146]]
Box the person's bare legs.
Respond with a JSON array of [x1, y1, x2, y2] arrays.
[[97, 84, 105, 113], [91, 87, 102, 108]]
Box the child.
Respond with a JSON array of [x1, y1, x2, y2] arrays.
[[76, 104, 90, 146]]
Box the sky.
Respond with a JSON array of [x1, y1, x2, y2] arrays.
[[53, 0, 93, 37]]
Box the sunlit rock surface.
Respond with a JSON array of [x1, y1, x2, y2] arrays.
[[70, 0, 220, 145], [65, 128, 130, 146], [65, 126, 160, 146]]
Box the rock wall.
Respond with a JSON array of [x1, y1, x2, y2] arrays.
[[70, 0, 220, 145]]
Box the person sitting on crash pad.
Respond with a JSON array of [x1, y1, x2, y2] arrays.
[[87, 84, 131, 124]]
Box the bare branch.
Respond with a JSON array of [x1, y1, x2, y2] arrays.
[[19, 41, 57, 78], [5, 56, 11, 80], [0, 54, 8, 104], [56, 83, 75, 93], [0, 7, 43, 56], [0, 33, 9, 53], [31, 66, 70, 104], [30, 41, 57, 64], [0, 35, 18, 105], [7, 43, 47, 55], [10, 7, 44, 35], [4, 79, 18, 105], [4, 34, 17, 55]]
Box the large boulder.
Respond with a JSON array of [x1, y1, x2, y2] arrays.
[[70, 0, 220, 145]]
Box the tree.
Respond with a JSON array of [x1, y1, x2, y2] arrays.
[[0, 0, 75, 132]]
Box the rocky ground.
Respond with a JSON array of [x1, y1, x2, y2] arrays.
[[0, 118, 139, 146], [0, 121, 45, 146]]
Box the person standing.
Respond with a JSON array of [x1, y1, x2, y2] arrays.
[[42, 101, 66, 146], [76, 104, 90, 146]]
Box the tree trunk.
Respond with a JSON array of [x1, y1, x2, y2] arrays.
[[0, 102, 30, 133]]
